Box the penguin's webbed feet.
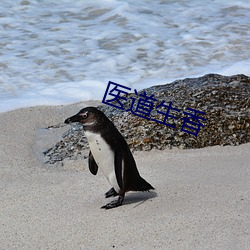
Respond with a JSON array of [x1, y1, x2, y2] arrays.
[[101, 196, 124, 209], [105, 187, 118, 198]]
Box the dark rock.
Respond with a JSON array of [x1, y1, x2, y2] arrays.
[[43, 74, 250, 164]]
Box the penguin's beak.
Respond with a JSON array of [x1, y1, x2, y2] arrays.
[[64, 114, 81, 124]]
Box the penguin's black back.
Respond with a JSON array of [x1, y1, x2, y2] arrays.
[[98, 113, 154, 192]]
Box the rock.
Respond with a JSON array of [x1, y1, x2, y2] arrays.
[[43, 74, 250, 164]]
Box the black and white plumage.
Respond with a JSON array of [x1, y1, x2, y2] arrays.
[[65, 107, 154, 209]]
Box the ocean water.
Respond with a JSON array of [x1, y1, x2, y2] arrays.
[[0, 0, 249, 112]]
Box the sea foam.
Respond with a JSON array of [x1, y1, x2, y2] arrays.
[[0, 0, 249, 112]]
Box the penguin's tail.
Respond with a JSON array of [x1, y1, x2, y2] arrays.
[[132, 176, 154, 192]]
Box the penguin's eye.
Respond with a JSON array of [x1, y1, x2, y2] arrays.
[[79, 112, 88, 119]]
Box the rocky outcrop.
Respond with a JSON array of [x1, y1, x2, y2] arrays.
[[44, 74, 250, 164]]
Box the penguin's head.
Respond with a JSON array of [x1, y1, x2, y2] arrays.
[[65, 107, 109, 129]]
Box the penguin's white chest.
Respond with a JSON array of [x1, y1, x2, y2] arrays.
[[85, 131, 120, 192]]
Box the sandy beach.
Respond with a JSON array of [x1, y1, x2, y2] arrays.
[[0, 102, 249, 249]]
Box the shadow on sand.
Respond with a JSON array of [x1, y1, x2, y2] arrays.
[[122, 190, 157, 208]]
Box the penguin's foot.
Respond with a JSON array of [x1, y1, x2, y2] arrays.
[[105, 187, 118, 198], [101, 196, 124, 209]]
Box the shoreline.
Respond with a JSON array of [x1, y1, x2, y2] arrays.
[[0, 103, 249, 249]]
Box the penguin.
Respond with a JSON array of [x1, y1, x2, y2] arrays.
[[65, 107, 154, 209]]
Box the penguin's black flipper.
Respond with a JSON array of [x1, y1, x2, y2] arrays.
[[88, 151, 98, 175], [105, 187, 118, 198], [114, 146, 124, 190]]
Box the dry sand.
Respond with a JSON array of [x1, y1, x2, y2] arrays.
[[0, 102, 249, 250]]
